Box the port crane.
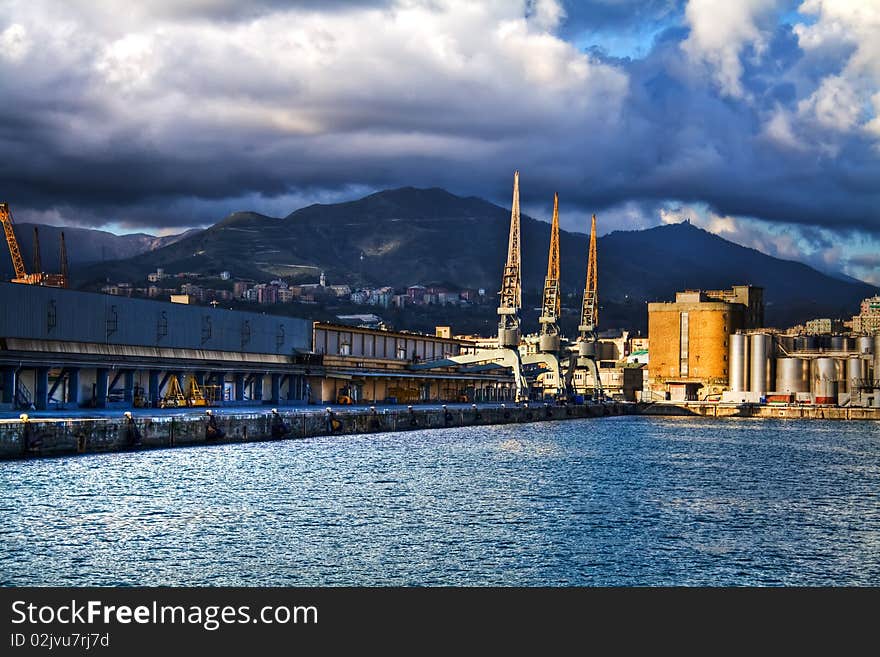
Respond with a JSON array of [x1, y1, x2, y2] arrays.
[[521, 193, 569, 399], [565, 213, 603, 398], [1, 202, 68, 288]]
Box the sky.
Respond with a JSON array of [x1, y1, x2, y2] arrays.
[[1, 0, 878, 284]]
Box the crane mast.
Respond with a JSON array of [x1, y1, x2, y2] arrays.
[[539, 193, 561, 336], [497, 170, 522, 349], [1, 202, 29, 282], [579, 213, 598, 336], [59, 232, 69, 287], [1, 202, 68, 287], [566, 212, 603, 399], [33, 226, 42, 275]]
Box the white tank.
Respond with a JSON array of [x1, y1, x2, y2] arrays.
[[749, 333, 772, 395], [857, 335, 873, 354], [775, 358, 809, 393], [729, 333, 749, 392]]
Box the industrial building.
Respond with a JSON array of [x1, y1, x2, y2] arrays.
[[724, 331, 880, 407], [0, 282, 525, 411], [0, 282, 314, 410], [312, 322, 514, 404], [647, 285, 764, 401]]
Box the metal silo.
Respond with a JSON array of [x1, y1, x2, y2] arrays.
[[775, 358, 810, 393], [779, 335, 796, 354], [830, 336, 845, 351], [811, 358, 838, 404], [814, 379, 838, 404], [836, 359, 848, 393], [847, 356, 865, 389], [729, 333, 749, 392], [750, 333, 771, 395], [857, 335, 873, 354]]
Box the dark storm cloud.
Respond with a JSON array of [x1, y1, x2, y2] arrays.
[[0, 0, 878, 258]]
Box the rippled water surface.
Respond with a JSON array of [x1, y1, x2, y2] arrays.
[[2, 416, 879, 586]]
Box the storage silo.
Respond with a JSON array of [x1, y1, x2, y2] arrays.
[[830, 336, 845, 351], [775, 358, 810, 393], [779, 335, 796, 354], [874, 334, 880, 400], [814, 380, 838, 404], [857, 335, 873, 354], [812, 357, 838, 404], [847, 356, 865, 389], [836, 358, 848, 393], [749, 333, 772, 395], [729, 333, 749, 392]]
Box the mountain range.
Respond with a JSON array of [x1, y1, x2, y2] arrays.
[[0, 223, 197, 279], [11, 187, 875, 331]]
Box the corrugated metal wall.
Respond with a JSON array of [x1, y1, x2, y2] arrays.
[[0, 283, 311, 355]]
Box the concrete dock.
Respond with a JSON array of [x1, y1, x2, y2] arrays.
[[639, 401, 880, 421], [1, 402, 635, 460]]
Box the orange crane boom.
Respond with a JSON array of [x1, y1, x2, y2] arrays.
[[1, 202, 29, 282], [539, 192, 561, 336], [1, 202, 68, 287], [579, 213, 598, 335], [497, 170, 522, 349]]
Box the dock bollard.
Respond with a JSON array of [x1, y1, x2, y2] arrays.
[[369, 406, 382, 432], [205, 409, 225, 441], [326, 407, 341, 433], [270, 408, 291, 439], [123, 411, 142, 447]]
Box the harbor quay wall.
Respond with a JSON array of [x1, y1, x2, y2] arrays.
[[1, 403, 635, 460], [639, 402, 880, 420]]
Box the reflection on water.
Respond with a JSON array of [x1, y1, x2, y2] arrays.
[[1, 416, 879, 586]]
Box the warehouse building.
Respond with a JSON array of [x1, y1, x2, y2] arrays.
[[311, 322, 515, 404], [0, 282, 313, 410]]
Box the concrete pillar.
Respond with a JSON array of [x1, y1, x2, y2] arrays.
[[34, 367, 49, 410], [2, 367, 14, 405], [270, 373, 281, 403], [148, 370, 160, 408], [252, 375, 264, 403], [194, 371, 205, 386], [234, 374, 245, 402], [67, 368, 81, 407], [123, 370, 135, 403], [95, 368, 108, 408]]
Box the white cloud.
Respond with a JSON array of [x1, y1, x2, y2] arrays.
[[0, 23, 30, 61], [682, 0, 781, 98], [794, 0, 880, 138]]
